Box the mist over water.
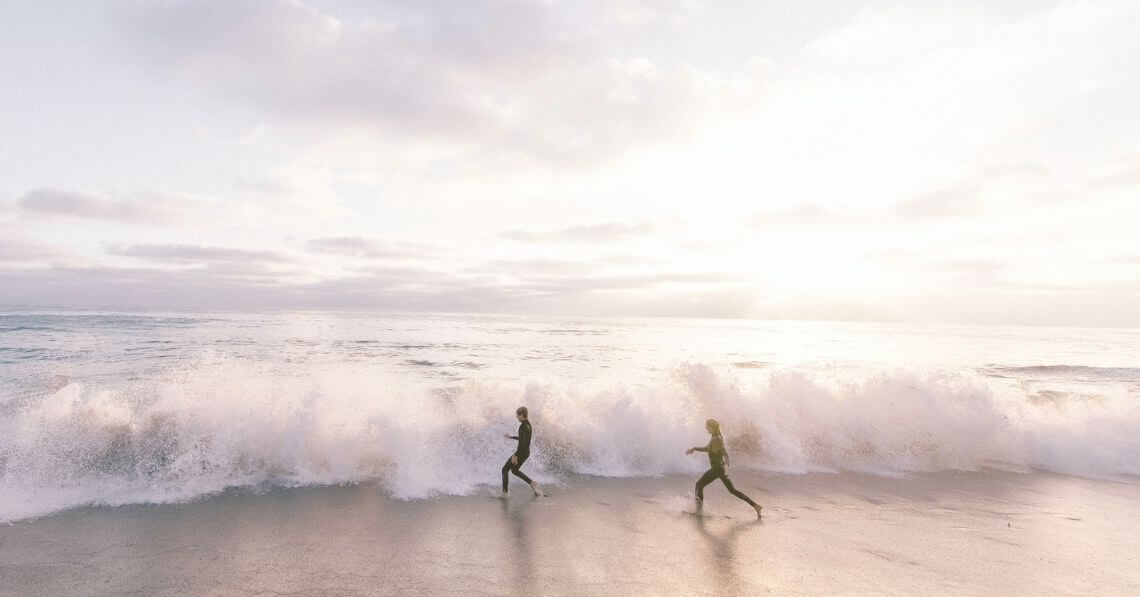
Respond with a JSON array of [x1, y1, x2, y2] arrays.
[[1, 308, 1138, 522]]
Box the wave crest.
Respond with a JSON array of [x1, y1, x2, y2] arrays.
[[1, 361, 1137, 521]]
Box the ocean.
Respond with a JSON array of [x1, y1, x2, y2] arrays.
[[2, 307, 1138, 523]]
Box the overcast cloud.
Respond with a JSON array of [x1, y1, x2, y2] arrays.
[[18, 188, 219, 226], [1, 0, 1138, 325], [305, 236, 438, 259], [107, 243, 292, 264], [501, 221, 653, 243]]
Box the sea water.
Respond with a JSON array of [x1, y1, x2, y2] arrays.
[[1, 307, 1137, 521]]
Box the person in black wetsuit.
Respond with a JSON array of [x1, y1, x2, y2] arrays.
[[502, 406, 542, 496], [686, 418, 762, 517]]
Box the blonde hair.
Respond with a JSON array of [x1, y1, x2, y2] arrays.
[[705, 418, 721, 434]]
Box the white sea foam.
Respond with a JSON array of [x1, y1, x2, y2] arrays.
[[1, 361, 1137, 522]]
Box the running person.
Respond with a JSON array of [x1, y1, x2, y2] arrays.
[[502, 406, 542, 496], [685, 418, 762, 517]]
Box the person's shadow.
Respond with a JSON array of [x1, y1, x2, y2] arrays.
[[500, 497, 537, 594], [692, 510, 760, 595]]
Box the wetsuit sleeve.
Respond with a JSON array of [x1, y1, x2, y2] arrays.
[[691, 440, 710, 452]]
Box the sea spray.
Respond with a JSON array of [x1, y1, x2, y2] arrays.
[[2, 359, 1137, 522]]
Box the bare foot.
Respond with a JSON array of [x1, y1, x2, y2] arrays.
[[754, 503, 763, 518], [530, 481, 543, 497]]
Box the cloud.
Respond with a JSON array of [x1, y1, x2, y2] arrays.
[[347, 265, 452, 279], [112, 0, 766, 164], [291, 267, 743, 313], [107, 243, 290, 264], [197, 261, 303, 282], [501, 221, 652, 243], [927, 259, 1007, 273], [676, 240, 723, 253], [925, 259, 1010, 288], [978, 162, 1050, 182], [115, 0, 519, 135], [1091, 161, 1140, 190], [1105, 255, 1140, 266], [292, 274, 556, 312], [1025, 191, 1077, 205], [0, 257, 739, 313], [893, 186, 981, 219], [305, 236, 437, 259], [3, 261, 1137, 325], [471, 254, 665, 276], [18, 188, 216, 225], [236, 171, 344, 213], [7, 1, 1138, 327], [0, 266, 297, 310], [0, 237, 75, 264], [749, 204, 847, 228], [604, 0, 701, 27], [479, 259, 600, 275], [521, 271, 740, 292]]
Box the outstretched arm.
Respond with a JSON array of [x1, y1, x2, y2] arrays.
[[685, 442, 710, 454]]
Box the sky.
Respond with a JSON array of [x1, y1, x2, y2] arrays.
[[1, 0, 1138, 326]]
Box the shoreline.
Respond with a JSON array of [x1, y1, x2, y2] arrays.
[[2, 471, 1138, 596]]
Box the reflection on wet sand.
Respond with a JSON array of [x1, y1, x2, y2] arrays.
[[693, 512, 761, 595], [3, 473, 1137, 595], [501, 497, 537, 594]]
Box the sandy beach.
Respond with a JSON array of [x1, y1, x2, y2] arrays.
[[2, 470, 1138, 596]]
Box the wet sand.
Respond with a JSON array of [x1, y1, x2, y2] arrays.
[[2, 471, 1138, 596]]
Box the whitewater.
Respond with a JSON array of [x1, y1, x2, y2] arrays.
[[2, 308, 1138, 522]]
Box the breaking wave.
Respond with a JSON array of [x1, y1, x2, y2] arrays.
[[2, 361, 1137, 522]]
